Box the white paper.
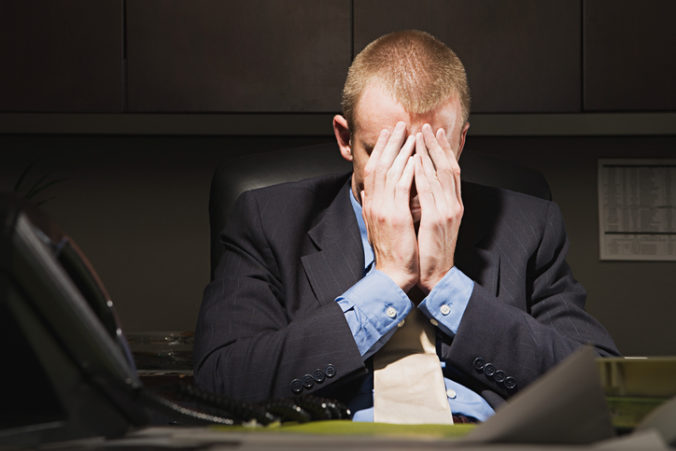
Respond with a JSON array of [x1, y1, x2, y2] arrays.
[[463, 347, 615, 445], [598, 159, 676, 261], [636, 394, 676, 447], [594, 429, 669, 450]]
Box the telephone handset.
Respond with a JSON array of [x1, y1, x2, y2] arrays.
[[50, 234, 137, 372], [0, 194, 349, 447]]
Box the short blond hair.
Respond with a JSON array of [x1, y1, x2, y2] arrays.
[[341, 30, 470, 131]]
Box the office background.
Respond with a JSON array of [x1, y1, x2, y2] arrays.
[[1, 0, 674, 356]]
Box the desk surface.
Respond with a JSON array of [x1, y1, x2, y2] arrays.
[[38, 424, 670, 451]]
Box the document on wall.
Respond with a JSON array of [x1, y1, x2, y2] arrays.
[[598, 159, 676, 261]]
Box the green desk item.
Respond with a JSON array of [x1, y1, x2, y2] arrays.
[[598, 356, 676, 430], [214, 420, 475, 440], [276, 420, 475, 438]]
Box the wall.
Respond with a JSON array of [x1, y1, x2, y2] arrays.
[[0, 135, 327, 332]]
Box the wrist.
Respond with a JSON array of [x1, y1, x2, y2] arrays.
[[419, 266, 453, 293], [377, 266, 417, 292]]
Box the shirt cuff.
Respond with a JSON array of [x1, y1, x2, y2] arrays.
[[336, 269, 413, 359], [418, 267, 474, 336]]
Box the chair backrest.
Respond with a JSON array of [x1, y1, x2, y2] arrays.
[[209, 141, 551, 278]]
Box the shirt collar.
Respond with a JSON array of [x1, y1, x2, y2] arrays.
[[349, 186, 374, 271]]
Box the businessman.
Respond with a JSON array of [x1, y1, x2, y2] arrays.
[[194, 30, 618, 423]]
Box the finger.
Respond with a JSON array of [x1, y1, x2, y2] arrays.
[[395, 155, 416, 206], [367, 122, 407, 195], [416, 131, 437, 178], [379, 121, 408, 169], [422, 124, 450, 171], [436, 128, 460, 172], [367, 127, 390, 163], [435, 127, 453, 153], [363, 128, 391, 195], [417, 130, 450, 212], [435, 128, 462, 203], [388, 134, 415, 180], [414, 154, 436, 214]]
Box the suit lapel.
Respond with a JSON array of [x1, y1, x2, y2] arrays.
[[455, 245, 500, 296], [455, 181, 501, 296], [301, 182, 364, 305]]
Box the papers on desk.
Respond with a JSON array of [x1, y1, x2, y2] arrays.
[[464, 346, 615, 445], [464, 348, 676, 449], [636, 396, 676, 447]]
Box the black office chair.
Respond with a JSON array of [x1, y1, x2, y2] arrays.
[[208, 141, 551, 278]]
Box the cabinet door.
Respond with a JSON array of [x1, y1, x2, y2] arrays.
[[354, 0, 582, 113], [583, 0, 676, 111], [0, 0, 123, 112], [126, 0, 350, 112]]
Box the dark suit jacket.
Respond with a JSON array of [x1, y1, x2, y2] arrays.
[[193, 172, 618, 408]]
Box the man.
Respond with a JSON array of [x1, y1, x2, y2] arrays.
[[194, 30, 618, 422]]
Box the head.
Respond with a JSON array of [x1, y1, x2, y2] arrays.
[[333, 30, 471, 219], [340, 30, 470, 132]]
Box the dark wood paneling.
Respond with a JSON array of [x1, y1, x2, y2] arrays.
[[126, 0, 350, 112], [354, 0, 582, 113], [0, 0, 123, 112], [583, 0, 676, 111]]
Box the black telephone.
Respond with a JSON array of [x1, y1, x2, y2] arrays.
[[0, 194, 348, 448]]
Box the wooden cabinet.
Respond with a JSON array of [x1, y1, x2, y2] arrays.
[[583, 0, 676, 111], [0, 0, 123, 112], [354, 0, 582, 113], [1, 1, 673, 117], [125, 0, 351, 112]]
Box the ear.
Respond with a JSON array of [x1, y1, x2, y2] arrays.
[[333, 114, 353, 162], [455, 122, 470, 161]]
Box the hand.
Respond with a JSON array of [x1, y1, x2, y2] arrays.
[[361, 121, 418, 292], [414, 124, 464, 293]]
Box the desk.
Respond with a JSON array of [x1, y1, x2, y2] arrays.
[[36, 424, 670, 451]]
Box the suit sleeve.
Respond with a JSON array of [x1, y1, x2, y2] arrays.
[[193, 192, 365, 402], [443, 201, 619, 400]]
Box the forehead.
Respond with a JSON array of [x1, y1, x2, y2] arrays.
[[353, 80, 462, 145], [353, 81, 407, 140]]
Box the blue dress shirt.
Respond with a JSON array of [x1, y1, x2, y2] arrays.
[[335, 189, 495, 422]]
